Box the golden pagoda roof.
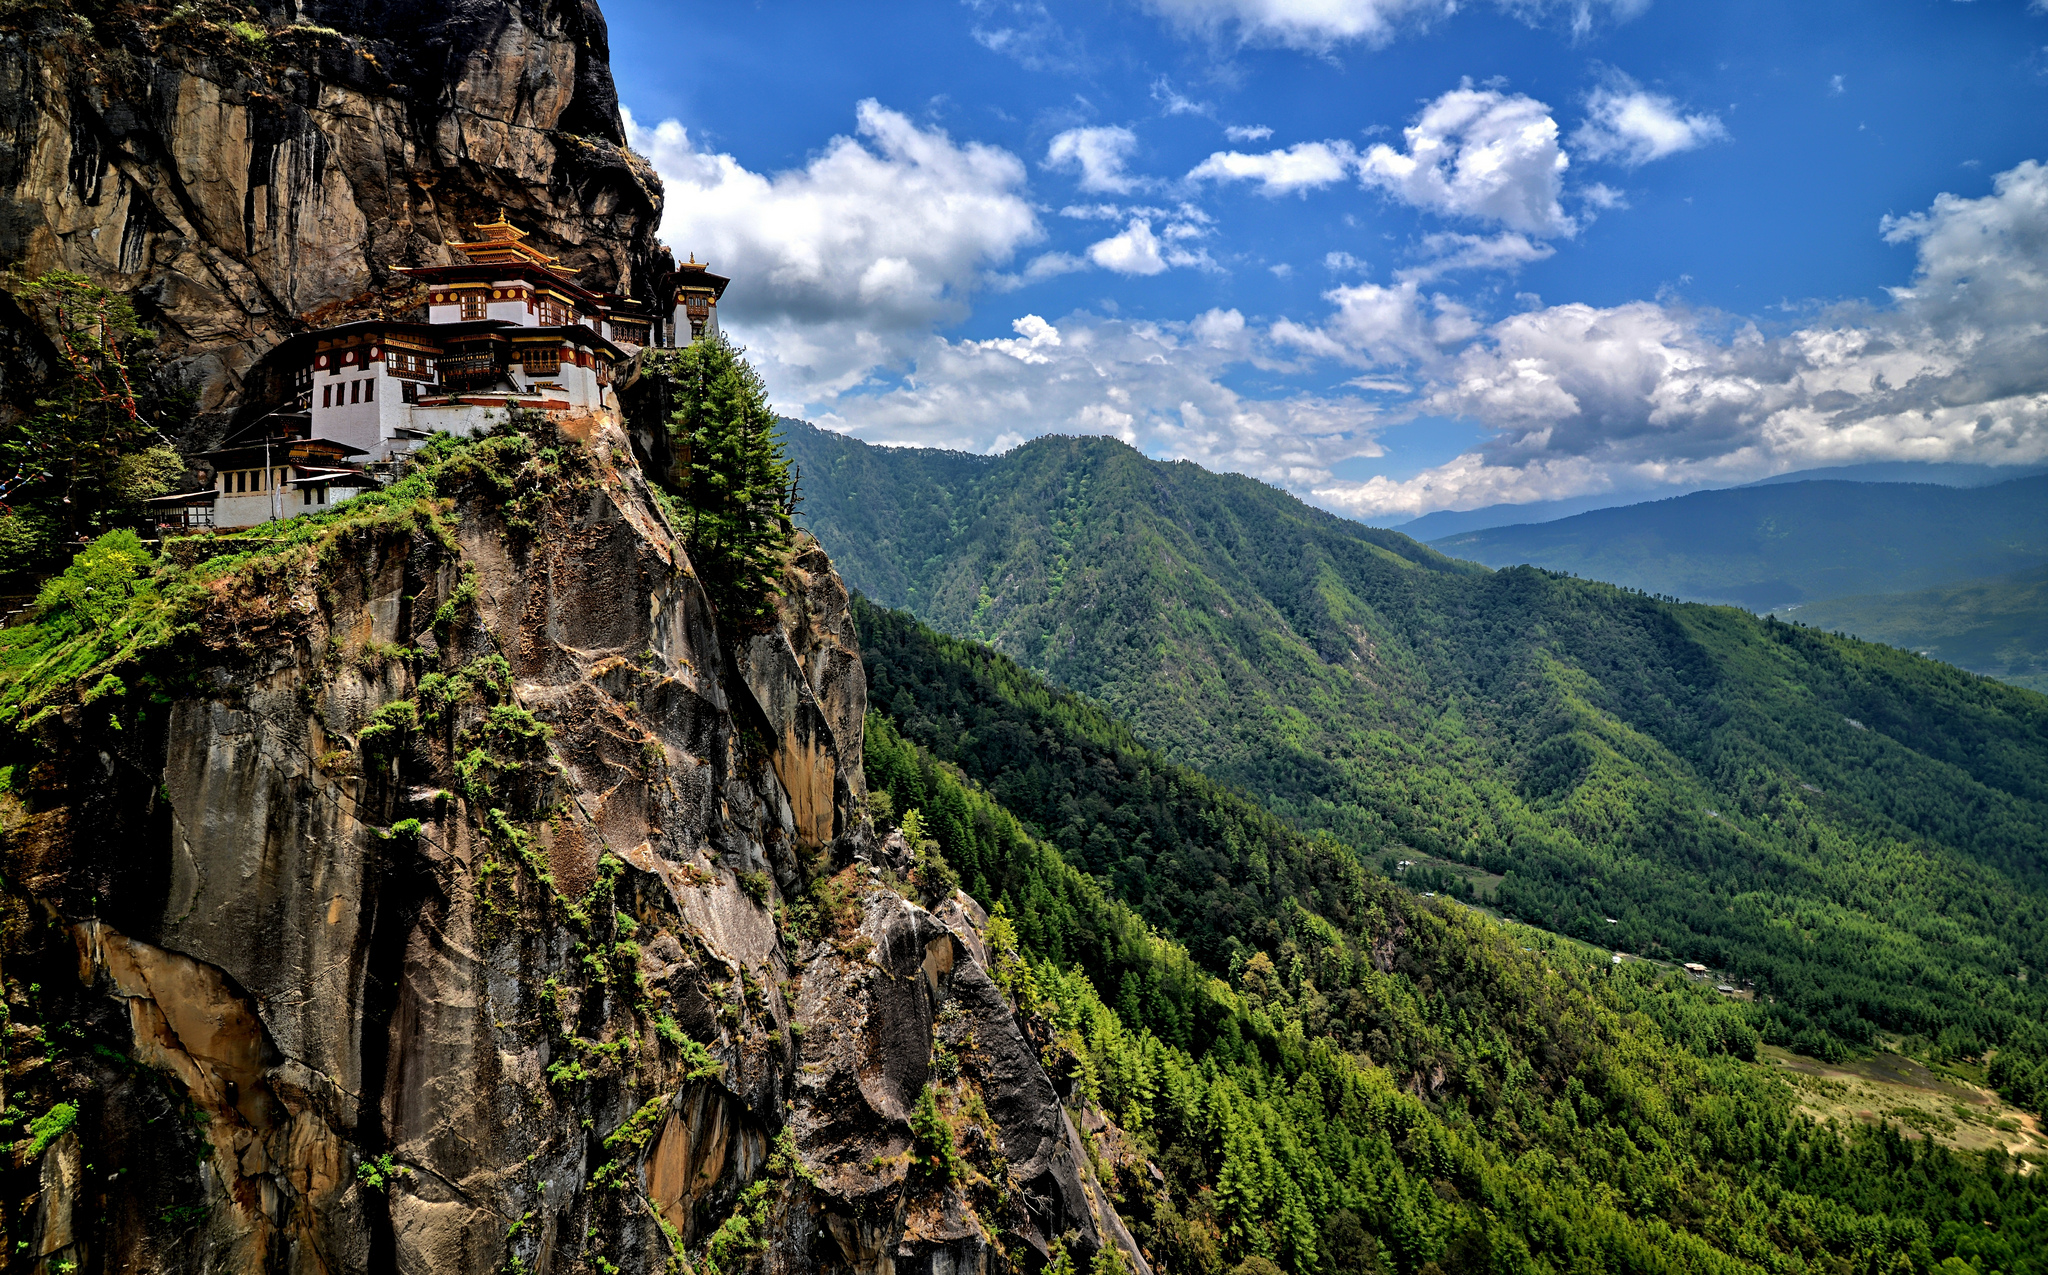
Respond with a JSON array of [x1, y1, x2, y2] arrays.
[[446, 211, 578, 274]]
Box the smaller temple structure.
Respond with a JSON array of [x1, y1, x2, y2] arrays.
[[673, 255, 729, 345], [201, 216, 728, 530]]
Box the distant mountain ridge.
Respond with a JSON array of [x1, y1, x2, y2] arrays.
[[1389, 460, 2048, 540], [1428, 474, 2048, 611]]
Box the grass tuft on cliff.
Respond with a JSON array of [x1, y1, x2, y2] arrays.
[[0, 419, 588, 735]]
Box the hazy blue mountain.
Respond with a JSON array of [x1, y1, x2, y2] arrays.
[[1427, 475, 2048, 611], [1390, 461, 2048, 540], [1386, 489, 1675, 538], [1793, 565, 2048, 694], [1741, 461, 2048, 489]]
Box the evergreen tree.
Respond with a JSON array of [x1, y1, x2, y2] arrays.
[[664, 333, 798, 627], [1, 272, 183, 577]]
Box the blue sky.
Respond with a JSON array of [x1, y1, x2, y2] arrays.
[[605, 0, 2048, 521]]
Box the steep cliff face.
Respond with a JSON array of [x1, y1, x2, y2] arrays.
[[0, 421, 1146, 1274], [0, 0, 666, 436]]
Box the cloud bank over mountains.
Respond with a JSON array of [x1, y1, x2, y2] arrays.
[[1139, 0, 1652, 52], [627, 87, 2048, 520]]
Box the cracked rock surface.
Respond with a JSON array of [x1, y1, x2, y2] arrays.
[[0, 0, 670, 441], [0, 422, 1146, 1274]]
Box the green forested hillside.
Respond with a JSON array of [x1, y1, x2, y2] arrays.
[[1791, 566, 2048, 694], [1425, 476, 2048, 611], [784, 420, 2048, 1061], [853, 599, 2048, 1275]]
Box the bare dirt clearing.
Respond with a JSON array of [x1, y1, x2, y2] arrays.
[[1764, 1045, 2047, 1162]]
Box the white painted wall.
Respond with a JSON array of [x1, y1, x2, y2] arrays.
[[310, 363, 410, 458], [508, 358, 606, 410]]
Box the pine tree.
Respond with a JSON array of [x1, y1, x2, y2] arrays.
[[665, 333, 797, 627]]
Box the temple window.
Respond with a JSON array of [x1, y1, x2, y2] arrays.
[[523, 347, 561, 376], [461, 291, 487, 320]]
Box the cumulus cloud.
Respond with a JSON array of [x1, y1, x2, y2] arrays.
[[1047, 126, 1144, 193], [1358, 86, 1576, 236], [1273, 279, 1479, 366], [1082, 217, 1220, 275], [1574, 76, 1729, 166], [1140, 0, 1648, 51], [1188, 140, 1360, 195], [623, 101, 1042, 403], [1089, 220, 1171, 274], [629, 98, 2047, 525], [1310, 160, 2048, 517], [814, 310, 1385, 486]]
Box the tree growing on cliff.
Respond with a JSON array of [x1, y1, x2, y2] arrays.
[[663, 333, 798, 627], [0, 272, 184, 579]]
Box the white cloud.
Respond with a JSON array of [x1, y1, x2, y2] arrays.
[[974, 314, 1065, 362], [1089, 220, 1169, 275], [1581, 182, 1629, 209], [1140, 0, 1648, 51], [1829, 73, 1847, 95], [1087, 218, 1225, 275], [1358, 86, 1576, 237], [1273, 278, 1480, 366], [1325, 251, 1367, 271], [1152, 76, 1212, 116], [967, 1, 1083, 72], [1396, 231, 1555, 280], [1226, 124, 1275, 141], [1574, 77, 1729, 166], [1047, 125, 1144, 194], [813, 309, 1384, 485], [1312, 160, 2048, 516], [623, 101, 1041, 403], [993, 252, 1091, 289], [631, 98, 2048, 526], [1188, 140, 1359, 195]]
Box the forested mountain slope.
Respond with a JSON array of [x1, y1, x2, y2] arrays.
[[1426, 475, 2048, 611], [853, 597, 2048, 1275], [783, 419, 2048, 1059]]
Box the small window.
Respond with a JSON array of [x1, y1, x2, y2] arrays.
[[321, 385, 331, 408], [523, 347, 561, 377], [461, 291, 487, 320], [364, 377, 374, 403]]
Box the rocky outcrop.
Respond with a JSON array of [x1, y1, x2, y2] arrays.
[[0, 0, 669, 438], [0, 420, 1144, 1274]]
